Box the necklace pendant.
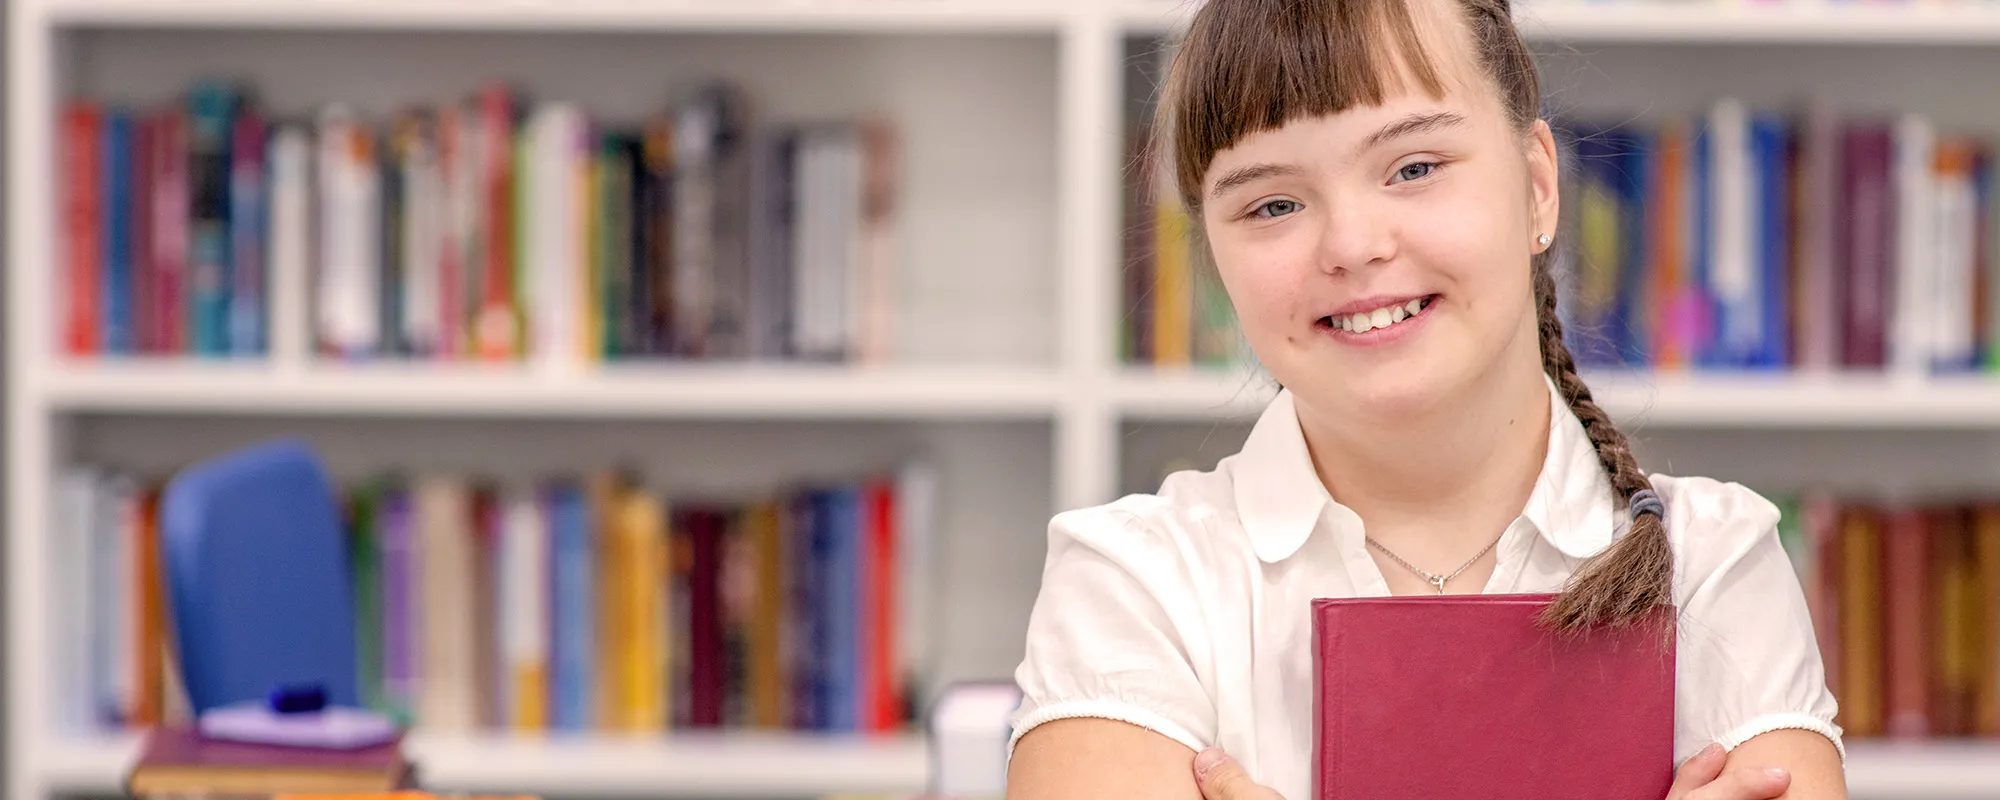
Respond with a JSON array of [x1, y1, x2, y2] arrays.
[[1429, 575, 1448, 594]]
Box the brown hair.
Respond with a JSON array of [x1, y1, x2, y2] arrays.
[[1153, 0, 1673, 633]]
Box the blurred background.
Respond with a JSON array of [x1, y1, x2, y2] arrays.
[[8, 0, 2000, 798]]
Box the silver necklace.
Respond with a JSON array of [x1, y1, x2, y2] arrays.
[[1365, 532, 1505, 594]]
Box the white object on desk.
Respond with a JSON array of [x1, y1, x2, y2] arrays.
[[929, 682, 1024, 798], [197, 702, 401, 750]]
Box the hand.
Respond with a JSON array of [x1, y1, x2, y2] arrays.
[[1193, 747, 1285, 800], [1667, 743, 1792, 799]]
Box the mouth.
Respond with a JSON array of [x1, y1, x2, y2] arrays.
[[1315, 295, 1437, 336]]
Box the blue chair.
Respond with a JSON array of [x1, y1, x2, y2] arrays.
[[157, 438, 359, 716]]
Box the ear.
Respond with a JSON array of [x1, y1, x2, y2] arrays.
[[1524, 118, 1560, 250]]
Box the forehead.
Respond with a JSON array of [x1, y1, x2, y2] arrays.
[[1358, 0, 1492, 112]]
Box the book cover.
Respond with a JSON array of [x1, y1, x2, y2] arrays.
[[1311, 594, 1674, 800]]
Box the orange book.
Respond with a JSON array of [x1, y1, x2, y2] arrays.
[[1974, 505, 2000, 736], [134, 487, 165, 726], [1930, 507, 1976, 737], [748, 500, 787, 729], [1838, 505, 1884, 737], [610, 488, 667, 732], [1152, 196, 1193, 367], [475, 83, 520, 361], [1648, 123, 1686, 368]]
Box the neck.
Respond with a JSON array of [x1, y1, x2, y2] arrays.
[[1296, 357, 1552, 545]]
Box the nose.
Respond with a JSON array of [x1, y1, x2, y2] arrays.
[[1313, 199, 1398, 275]]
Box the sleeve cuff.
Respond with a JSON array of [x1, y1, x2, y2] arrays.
[[1007, 698, 1209, 760], [1717, 712, 1847, 764]]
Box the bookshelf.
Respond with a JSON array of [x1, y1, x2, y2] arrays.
[[10, 1, 2000, 799]]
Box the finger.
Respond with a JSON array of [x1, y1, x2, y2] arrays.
[[1665, 744, 1728, 799], [1193, 747, 1282, 800], [1686, 766, 1791, 800]]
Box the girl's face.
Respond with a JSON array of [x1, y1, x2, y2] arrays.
[[1198, 23, 1560, 424]]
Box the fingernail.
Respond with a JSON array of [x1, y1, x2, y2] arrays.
[[1763, 767, 1790, 781], [1696, 743, 1723, 761], [1194, 747, 1228, 778]]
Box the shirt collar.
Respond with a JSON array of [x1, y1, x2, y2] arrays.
[[1229, 374, 1617, 564]]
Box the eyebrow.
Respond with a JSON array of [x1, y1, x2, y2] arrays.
[[1205, 111, 1471, 202], [1362, 111, 1470, 151], [1207, 163, 1305, 202]]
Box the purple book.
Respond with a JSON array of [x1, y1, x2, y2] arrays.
[[381, 489, 416, 720], [128, 727, 410, 796]]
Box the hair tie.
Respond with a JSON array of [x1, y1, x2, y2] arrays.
[[1627, 489, 1665, 522]]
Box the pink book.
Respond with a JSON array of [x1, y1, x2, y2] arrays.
[[1312, 594, 1675, 800]]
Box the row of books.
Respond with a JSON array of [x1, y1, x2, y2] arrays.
[[1119, 123, 1252, 370], [59, 460, 938, 737], [59, 77, 900, 366], [1552, 101, 2000, 375], [1774, 493, 2000, 738], [62, 83, 268, 358]]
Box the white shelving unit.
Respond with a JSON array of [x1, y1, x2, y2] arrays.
[[10, 1, 2000, 798]]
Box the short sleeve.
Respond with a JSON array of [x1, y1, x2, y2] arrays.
[[1007, 504, 1218, 758], [1670, 479, 1845, 766]]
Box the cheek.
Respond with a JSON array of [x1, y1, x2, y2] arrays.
[[1207, 227, 1318, 337], [1414, 182, 1533, 311]]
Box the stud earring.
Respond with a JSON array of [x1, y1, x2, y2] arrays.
[[1537, 234, 1552, 247]]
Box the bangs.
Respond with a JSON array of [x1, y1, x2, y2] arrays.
[[1161, 0, 1460, 210]]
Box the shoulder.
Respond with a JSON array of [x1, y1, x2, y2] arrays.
[[1042, 461, 1257, 594], [1646, 472, 1795, 602], [1651, 473, 1783, 550]]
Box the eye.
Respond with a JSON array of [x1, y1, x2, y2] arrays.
[[1252, 198, 1303, 219], [1392, 161, 1440, 184]]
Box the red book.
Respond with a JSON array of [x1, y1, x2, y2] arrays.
[[1312, 594, 1675, 800], [127, 727, 412, 797]]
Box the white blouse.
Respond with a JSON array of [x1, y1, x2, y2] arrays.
[[1008, 375, 1843, 798]]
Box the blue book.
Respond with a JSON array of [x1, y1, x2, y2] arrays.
[[187, 81, 237, 357], [822, 486, 863, 733], [790, 491, 824, 731], [1754, 113, 1792, 370], [550, 484, 596, 731], [102, 111, 134, 355]]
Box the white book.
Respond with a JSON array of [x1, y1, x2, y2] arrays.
[[57, 468, 101, 733], [1892, 113, 1936, 381], [676, 100, 719, 357], [1706, 98, 1754, 362], [500, 487, 549, 728], [529, 103, 585, 373], [317, 105, 381, 357], [403, 118, 444, 357], [792, 132, 827, 358], [417, 477, 478, 732], [268, 126, 312, 369], [896, 459, 940, 713], [1933, 154, 1978, 370]]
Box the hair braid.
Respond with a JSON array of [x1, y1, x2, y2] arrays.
[[1532, 255, 1676, 633]]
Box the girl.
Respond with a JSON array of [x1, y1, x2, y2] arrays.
[[1004, 0, 1845, 798]]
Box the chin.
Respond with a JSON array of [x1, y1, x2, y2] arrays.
[[1275, 357, 1460, 424]]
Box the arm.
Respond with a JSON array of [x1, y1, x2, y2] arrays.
[[1006, 718, 1205, 800], [1004, 507, 1220, 799], [1723, 729, 1846, 800], [1669, 482, 1847, 799]]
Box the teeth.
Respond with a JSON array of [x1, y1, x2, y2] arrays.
[[1334, 297, 1429, 334]]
